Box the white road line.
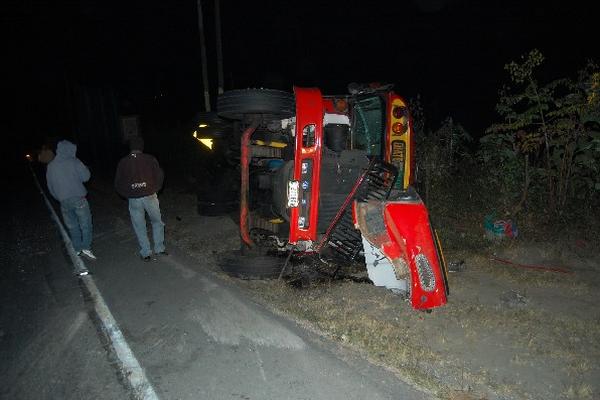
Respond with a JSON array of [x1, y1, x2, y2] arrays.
[[254, 347, 268, 382], [30, 165, 160, 400]]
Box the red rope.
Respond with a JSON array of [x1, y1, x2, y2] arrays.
[[490, 256, 573, 274]]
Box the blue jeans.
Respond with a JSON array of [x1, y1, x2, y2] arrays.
[[60, 196, 93, 253], [128, 194, 165, 257]]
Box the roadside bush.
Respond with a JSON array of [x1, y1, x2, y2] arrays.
[[410, 53, 600, 245], [480, 50, 600, 221], [410, 96, 472, 206]]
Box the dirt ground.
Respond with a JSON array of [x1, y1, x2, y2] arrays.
[[158, 185, 600, 400]]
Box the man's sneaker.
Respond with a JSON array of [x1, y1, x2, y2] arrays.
[[156, 250, 169, 256], [141, 255, 152, 262], [80, 249, 97, 260]]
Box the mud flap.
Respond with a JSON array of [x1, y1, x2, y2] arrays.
[[354, 199, 448, 310]]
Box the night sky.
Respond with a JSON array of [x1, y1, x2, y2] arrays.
[[3, 0, 597, 155]]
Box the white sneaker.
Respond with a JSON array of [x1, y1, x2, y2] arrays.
[[80, 249, 97, 260]]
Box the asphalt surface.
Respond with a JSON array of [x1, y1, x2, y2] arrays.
[[1, 163, 431, 400], [0, 164, 129, 400]]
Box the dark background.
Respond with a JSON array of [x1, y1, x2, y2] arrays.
[[2, 0, 597, 172]]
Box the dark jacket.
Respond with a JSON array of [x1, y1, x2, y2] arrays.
[[46, 140, 90, 202], [114, 151, 164, 198]]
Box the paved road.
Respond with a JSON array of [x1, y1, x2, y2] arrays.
[[1, 164, 431, 400], [0, 165, 129, 400]]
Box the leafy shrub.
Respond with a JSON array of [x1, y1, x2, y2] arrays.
[[481, 50, 600, 218], [410, 96, 472, 205]]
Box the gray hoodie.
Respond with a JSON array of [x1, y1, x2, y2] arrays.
[[46, 140, 91, 202]]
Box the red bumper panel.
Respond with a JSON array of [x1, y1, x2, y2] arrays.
[[353, 199, 448, 309], [383, 202, 448, 309]]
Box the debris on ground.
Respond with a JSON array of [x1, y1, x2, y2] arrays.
[[500, 290, 528, 308], [484, 215, 518, 240], [448, 260, 466, 272]]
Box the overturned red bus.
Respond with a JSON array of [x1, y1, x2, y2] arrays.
[[217, 84, 449, 310]]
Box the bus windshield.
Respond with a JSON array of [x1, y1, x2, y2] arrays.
[[351, 95, 385, 156]]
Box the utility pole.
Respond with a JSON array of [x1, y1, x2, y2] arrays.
[[196, 0, 211, 111], [215, 0, 224, 95]]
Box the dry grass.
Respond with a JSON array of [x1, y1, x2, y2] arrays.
[[238, 253, 599, 400], [563, 384, 594, 400], [163, 188, 600, 400]]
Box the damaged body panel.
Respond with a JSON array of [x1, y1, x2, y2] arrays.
[[353, 196, 449, 309]]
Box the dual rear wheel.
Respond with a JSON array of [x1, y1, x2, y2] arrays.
[[217, 88, 295, 279]]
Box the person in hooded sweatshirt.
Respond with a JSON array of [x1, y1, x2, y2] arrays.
[[114, 137, 166, 261], [46, 140, 96, 260]]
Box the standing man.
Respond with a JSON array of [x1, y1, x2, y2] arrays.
[[37, 143, 55, 164], [46, 139, 96, 260], [115, 137, 166, 261]]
